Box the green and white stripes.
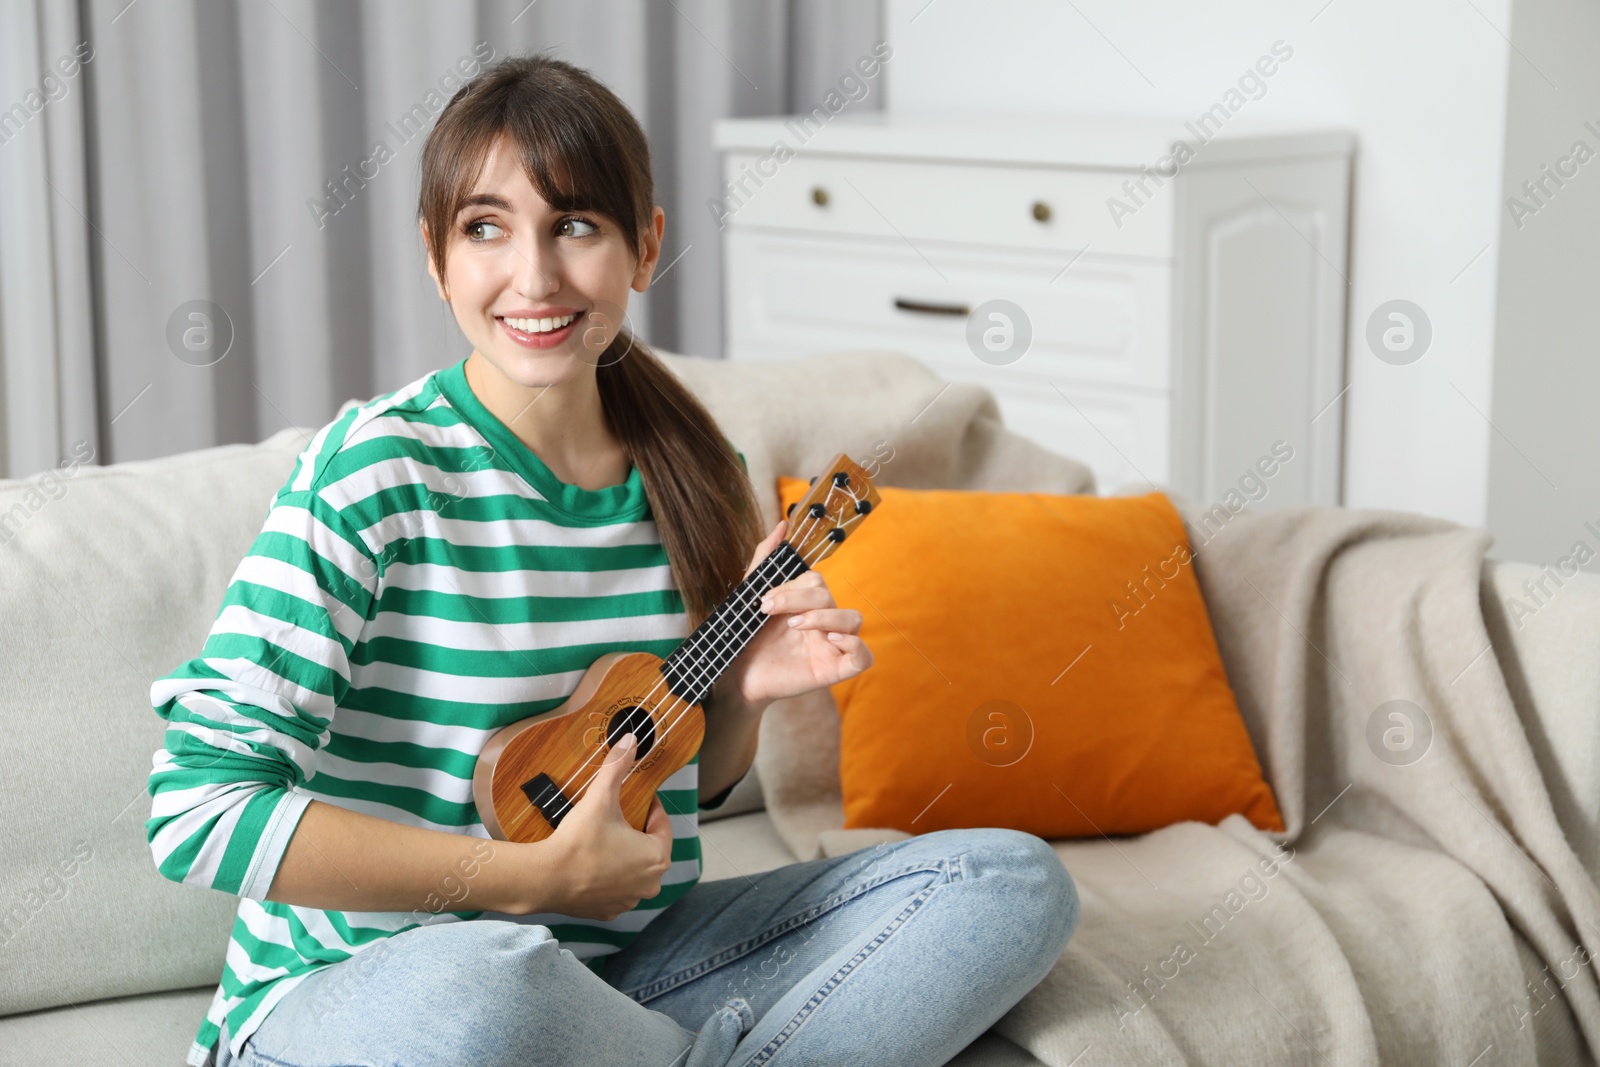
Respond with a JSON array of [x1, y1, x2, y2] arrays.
[[146, 358, 732, 1067]]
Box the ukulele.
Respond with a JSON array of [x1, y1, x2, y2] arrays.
[[472, 452, 881, 843]]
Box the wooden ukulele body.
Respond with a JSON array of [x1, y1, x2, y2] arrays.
[[472, 651, 704, 843]]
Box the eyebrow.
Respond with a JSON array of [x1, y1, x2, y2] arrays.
[[456, 194, 512, 214]]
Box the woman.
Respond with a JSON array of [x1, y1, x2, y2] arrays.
[[146, 51, 1078, 1067]]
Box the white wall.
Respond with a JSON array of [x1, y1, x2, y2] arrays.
[[1484, 0, 1600, 567], [882, 0, 1513, 528]]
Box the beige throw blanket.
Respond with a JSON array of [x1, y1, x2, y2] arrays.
[[661, 349, 1600, 1066]]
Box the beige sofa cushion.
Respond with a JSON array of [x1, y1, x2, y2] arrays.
[[0, 430, 309, 1014]]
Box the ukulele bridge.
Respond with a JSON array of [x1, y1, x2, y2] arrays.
[[520, 772, 572, 831]]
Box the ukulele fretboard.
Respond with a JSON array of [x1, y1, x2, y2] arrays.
[[659, 539, 811, 705]]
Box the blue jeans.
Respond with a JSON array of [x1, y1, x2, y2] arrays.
[[221, 827, 1079, 1067]]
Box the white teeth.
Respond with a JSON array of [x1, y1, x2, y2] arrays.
[[503, 313, 576, 334]]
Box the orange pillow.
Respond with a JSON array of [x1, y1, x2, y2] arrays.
[[776, 477, 1284, 838]]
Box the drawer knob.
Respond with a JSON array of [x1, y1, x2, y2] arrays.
[[811, 186, 829, 207], [1031, 200, 1052, 223]]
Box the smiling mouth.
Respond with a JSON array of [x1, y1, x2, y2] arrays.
[[497, 311, 586, 349], [499, 311, 581, 335]]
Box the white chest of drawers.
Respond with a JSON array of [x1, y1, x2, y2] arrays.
[[712, 113, 1354, 509]]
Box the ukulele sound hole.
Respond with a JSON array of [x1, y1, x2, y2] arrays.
[[605, 705, 657, 759]]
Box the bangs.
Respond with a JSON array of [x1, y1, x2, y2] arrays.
[[422, 63, 651, 275]]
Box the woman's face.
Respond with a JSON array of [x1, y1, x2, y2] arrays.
[[425, 135, 663, 389]]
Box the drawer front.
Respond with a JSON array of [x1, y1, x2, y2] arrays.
[[718, 152, 1174, 260], [724, 229, 1173, 391]]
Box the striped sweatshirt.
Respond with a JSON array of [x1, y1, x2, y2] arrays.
[[146, 357, 748, 1067]]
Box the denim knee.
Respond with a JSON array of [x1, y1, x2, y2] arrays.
[[957, 828, 1080, 964], [1028, 837, 1080, 958]]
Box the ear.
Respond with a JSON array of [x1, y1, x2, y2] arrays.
[[421, 219, 449, 302], [631, 205, 667, 293]]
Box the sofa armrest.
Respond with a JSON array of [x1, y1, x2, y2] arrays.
[[1482, 559, 1600, 878]]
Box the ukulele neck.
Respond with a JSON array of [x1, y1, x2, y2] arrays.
[[659, 539, 811, 706]]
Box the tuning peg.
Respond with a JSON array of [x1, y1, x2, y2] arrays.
[[809, 476, 817, 486], [833, 472, 849, 487], [787, 502, 797, 518], [854, 500, 872, 514], [808, 503, 826, 519], [827, 528, 846, 542]]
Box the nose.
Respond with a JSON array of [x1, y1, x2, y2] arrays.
[[510, 231, 558, 301]]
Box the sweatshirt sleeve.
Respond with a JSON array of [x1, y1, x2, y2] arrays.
[[146, 487, 377, 900]]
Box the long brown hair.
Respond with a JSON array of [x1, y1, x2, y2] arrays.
[[418, 52, 763, 628]]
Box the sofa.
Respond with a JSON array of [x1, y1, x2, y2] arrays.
[[2, 348, 1597, 1066]]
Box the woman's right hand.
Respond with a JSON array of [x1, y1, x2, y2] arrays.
[[537, 733, 676, 921]]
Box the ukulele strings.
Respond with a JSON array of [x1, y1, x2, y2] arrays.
[[544, 502, 853, 828], [541, 487, 855, 827], [633, 477, 871, 765], [541, 479, 866, 827]]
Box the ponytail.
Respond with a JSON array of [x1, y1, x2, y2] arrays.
[[596, 332, 763, 628]]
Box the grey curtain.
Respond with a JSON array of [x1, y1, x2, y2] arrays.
[[0, 0, 883, 474]]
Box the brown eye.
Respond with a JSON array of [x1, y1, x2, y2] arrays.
[[558, 216, 598, 238], [465, 220, 504, 241]]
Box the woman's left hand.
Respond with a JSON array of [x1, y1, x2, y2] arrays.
[[725, 517, 872, 708]]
